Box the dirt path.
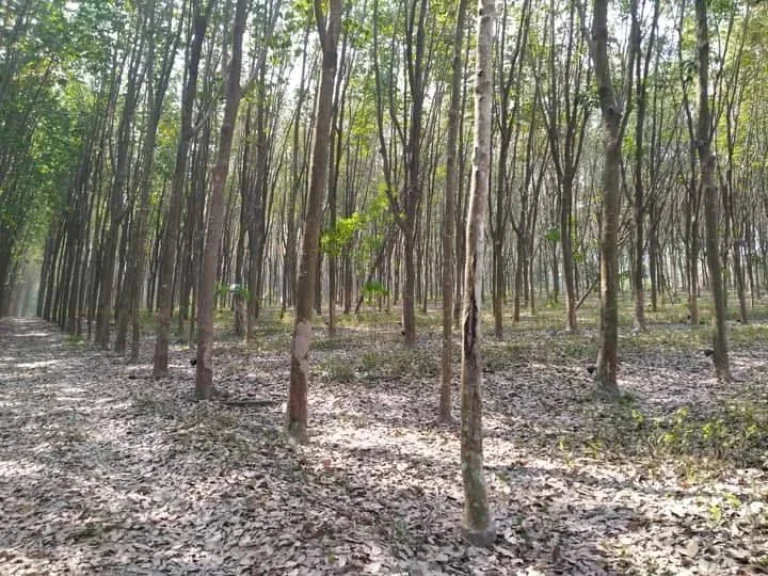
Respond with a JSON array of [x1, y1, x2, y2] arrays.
[[1, 317, 767, 575]]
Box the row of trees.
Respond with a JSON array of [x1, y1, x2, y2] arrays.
[[1, 0, 767, 541]]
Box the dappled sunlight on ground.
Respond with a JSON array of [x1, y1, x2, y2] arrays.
[[1, 315, 767, 574]]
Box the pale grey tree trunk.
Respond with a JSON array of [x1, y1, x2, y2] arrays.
[[439, 0, 468, 424], [460, 0, 496, 547]]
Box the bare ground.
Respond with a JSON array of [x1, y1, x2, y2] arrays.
[[1, 315, 767, 575]]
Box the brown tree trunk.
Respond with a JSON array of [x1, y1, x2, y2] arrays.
[[327, 35, 349, 337], [733, 238, 748, 323], [286, 0, 342, 444], [282, 28, 310, 319], [588, 0, 625, 397], [630, 0, 658, 332], [388, 0, 430, 348], [153, 2, 211, 378], [695, 0, 730, 381], [128, 1, 179, 362], [561, 177, 578, 331], [194, 0, 248, 399], [688, 198, 700, 324], [96, 31, 146, 349], [649, 196, 659, 312]]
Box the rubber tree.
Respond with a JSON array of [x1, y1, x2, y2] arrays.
[[489, 0, 530, 338], [695, 0, 730, 381], [537, 0, 591, 333], [629, 0, 659, 332], [582, 0, 634, 396], [95, 10, 147, 350], [153, 0, 213, 378], [194, 0, 248, 399], [285, 0, 343, 443], [460, 0, 496, 547], [440, 0, 468, 423]]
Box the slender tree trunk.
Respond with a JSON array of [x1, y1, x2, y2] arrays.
[[327, 35, 348, 337], [286, 0, 342, 443], [649, 197, 659, 311], [695, 0, 730, 381], [513, 231, 525, 322], [733, 239, 748, 323], [282, 28, 309, 319], [127, 2, 178, 362], [153, 3, 210, 378], [234, 125, 248, 337], [589, 0, 625, 397], [460, 0, 496, 547], [440, 0, 467, 424], [561, 177, 577, 331], [97, 28, 146, 350], [688, 198, 700, 324], [194, 0, 247, 399]]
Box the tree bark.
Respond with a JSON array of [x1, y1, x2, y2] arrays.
[[282, 29, 310, 319], [460, 0, 496, 547], [127, 0, 179, 362], [588, 0, 625, 397], [96, 28, 146, 349], [286, 0, 342, 444], [194, 0, 248, 399], [440, 0, 467, 424], [153, 1, 211, 378], [695, 0, 730, 381]]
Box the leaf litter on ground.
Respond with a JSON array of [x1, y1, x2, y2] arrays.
[[1, 315, 767, 575]]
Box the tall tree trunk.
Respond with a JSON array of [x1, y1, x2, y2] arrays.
[[733, 237, 748, 323], [440, 0, 467, 424], [649, 196, 659, 312], [695, 0, 730, 381], [153, 2, 210, 378], [460, 0, 495, 547], [561, 176, 577, 331], [285, 0, 342, 444], [96, 33, 145, 349], [401, 0, 429, 348], [234, 115, 249, 337], [127, 0, 179, 362], [688, 195, 700, 324], [195, 0, 248, 400], [282, 28, 309, 319], [630, 0, 658, 332], [588, 0, 626, 397], [327, 34, 349, 337]]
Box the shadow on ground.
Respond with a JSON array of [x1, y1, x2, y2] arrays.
[[1, 317, 767, 575]]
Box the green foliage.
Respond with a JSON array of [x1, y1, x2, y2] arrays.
[[587, 398, 768, 471], [545, 227, 561, 243], [217, 283, 250, 301], [215, 283, 230, 300], [321, 212, 364, 256], [65, 334, 86, 348], [363, 280, 389, 299]]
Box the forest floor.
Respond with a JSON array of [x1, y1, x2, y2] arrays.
[[2, 300, 768, 575]]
